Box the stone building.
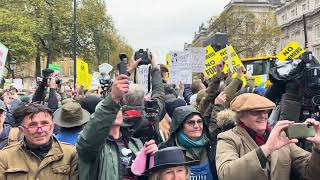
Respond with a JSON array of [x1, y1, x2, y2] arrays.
[[192, 0, 281, 57], [276, 0, 320, 60]]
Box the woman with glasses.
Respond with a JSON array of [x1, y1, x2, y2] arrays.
[[216, 93, 320, 180], [159, 105, 218, 180], [0, 103, 78, 180]]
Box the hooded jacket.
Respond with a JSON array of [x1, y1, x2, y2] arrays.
[[159, 106, 218, 179]]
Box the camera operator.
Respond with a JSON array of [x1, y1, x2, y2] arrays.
[[32, 69, 59, 112], [112, 50, 166, 144]]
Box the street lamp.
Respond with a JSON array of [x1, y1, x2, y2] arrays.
[[9, 58, 16, 80]]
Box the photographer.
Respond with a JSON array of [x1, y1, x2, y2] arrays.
[[128, 50, 166, 144], [216, 93, 320, 180], [76, 74, 158, 180], [32, 69, 59, 112]]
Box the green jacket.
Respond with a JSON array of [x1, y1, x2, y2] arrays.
[[76, 95, 143, 180]]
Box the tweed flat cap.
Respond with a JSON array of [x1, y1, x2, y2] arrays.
[[230, 93, 275, 112]]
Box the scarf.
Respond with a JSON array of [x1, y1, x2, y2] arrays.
[[177, 131, 206, 159], [240, 122, 271, 146]]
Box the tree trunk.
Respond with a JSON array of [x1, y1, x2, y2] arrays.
[[35, 48, 41, 77]]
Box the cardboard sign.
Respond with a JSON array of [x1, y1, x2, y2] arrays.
[[277, 41, 305, 61], [0, 42, 9, 82], [169, 51, 192, 84]]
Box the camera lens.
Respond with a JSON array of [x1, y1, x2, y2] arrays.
[[312, 95, 320, 106]]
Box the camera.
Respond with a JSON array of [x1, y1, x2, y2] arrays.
[[37, 69, 62, 86], [99, 78, 112, 97], [118, 53, 128, 75], [285, 123, 315, 139], [145, 99, 160, 122], [134, 49, 150, 66]]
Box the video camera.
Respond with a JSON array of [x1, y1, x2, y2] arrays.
[[144, 99, 160, 123], [37, 69, 62, 86], [134, 49, 150, 66]]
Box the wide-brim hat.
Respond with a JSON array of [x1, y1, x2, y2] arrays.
[[144, 147, 199, 174], [53, 101, 90, 128], [230, 93, 275, 112]]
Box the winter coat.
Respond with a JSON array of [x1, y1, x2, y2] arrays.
[[76, 95, 143, 180], [0, 137, 78, 180], [159, 106, 218, 179], [216, 126, 320, 180], [0, 124, 11, 149]]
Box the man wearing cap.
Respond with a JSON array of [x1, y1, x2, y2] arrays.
[[216, 93, 320, 180], [0, 100, 10, 149], [54, 100, 90, 145]]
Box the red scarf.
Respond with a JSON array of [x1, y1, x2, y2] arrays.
[[240, 122, 271, 146]]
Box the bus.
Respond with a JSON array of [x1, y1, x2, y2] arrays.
[[241, 56, 277, 87]]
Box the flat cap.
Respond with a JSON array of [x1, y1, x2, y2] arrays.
[[230, 93, 275, 112]]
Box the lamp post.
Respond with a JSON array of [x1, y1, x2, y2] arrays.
[[73, 0, 77, 90], [9, 58, 16, 82]]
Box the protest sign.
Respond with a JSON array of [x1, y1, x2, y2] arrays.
[[204, 45, 244, 79], [169, 51, 192, 84], [49, 64, 61, 73], [277, 41, 305, 61], [185, 47, 206, 72], [136, 65, 151, 94], [0, 42, 9, 82], [76, 58, 91, 89]]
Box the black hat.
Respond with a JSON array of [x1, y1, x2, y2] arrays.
[[144, 147, 199, 174]]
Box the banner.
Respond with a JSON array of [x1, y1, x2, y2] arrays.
[[0, 42, 9, 81], [48, 64, 61, 73], [168, 51, 192, 84], [277, 41, 305, 61]]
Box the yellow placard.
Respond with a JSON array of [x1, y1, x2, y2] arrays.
[[204, 45, 245, 79], [276, 41, 305, 61], [76, 58, 91, 89]]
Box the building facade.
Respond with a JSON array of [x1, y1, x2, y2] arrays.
[[192, 0, 281, 57], [276, 0, 320, 60]]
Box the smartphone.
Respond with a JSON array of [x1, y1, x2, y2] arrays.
[[285, 123, 316, 139], [118, 53, 128, 75]]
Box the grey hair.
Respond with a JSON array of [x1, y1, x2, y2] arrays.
[[148, 166, 190, 180], [235, 111, 246, 125], [123, 83, 145, 106]]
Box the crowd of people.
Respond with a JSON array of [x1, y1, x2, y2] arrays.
[[0, 52, 319, 180]]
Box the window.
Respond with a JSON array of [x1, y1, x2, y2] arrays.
[[302, 4, 307, 13], [246, 22, 255, 33], [291, 9, 296, 17], [315, 47, 320, 61], [316, 24, 320, 40]]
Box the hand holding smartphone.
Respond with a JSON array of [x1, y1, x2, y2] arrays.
[[285, 123, 316, 139]]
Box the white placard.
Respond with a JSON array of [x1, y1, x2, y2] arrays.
[[169, 51, 192, 84], [186, 47, 206, 72], [247, 64, 254, 74], [136, 65, 151, 94], [0, 43, 9, 82]]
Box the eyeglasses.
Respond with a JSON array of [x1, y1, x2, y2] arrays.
[[20, 124, 53, 133], [248, 110, 269, 116], [185, 119, 203, 127]]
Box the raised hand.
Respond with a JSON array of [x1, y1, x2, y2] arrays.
[[261, 120, 298, 156], [111, 74, 129, 103]]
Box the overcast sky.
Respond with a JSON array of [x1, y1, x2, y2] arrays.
[[106, 0, 231, 63]]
